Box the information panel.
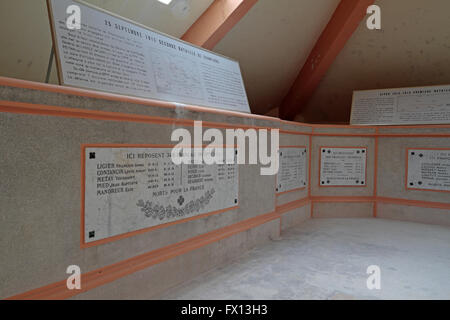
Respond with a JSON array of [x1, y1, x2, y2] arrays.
[[47, 0, 251, 113], [320, 147, 367, 186], [277, 147, 308, 193], [350, 85, 450, 125], [407, 149, 450, 192], [84, 146, 238, 244]]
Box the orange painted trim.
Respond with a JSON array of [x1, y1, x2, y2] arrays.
[[181, 0, 258, 50], [81, 146, 86, 248], [7, 193, 449, 299], [379, 124, 450, 129], [308, 123, 376, 129], [276, 198, 310, 215], [313, 132, 377, 137], [311, 196, 376, 203], [405, 148, 450, 194], [8, 197, 313, 300], [377, 133, 450, 137], [309, 196, 450, 210], [279, 129, 311, 136], [278, 145, 308, 148], [2, 77, 450, 137], [0, 99, 319, 138], [308, 132, 313, 198], [276, 187, 307, 196], [0, 99, 276, 132], [373, 128, 379, 217], [274, 173, 277, 208], [318, 146, 369, 188], [7, 210, 279, 300], [81, 144, 239, 248], [377, 197, 450, 210], [0, 76, 279, 123], [276, 145, 308, 195]]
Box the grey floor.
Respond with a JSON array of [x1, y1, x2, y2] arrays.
[[160, 218, 450, 300]]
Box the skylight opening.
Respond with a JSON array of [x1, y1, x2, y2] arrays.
[[158, 0, 173, 5]]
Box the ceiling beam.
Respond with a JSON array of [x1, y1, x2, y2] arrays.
[[279, 0, 375, 120], [181, 0, 258, 50]]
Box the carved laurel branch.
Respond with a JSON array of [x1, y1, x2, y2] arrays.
[[136, 188, 216, 220]]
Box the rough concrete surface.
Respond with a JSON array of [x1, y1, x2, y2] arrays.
[[160, 218, 450, 300]]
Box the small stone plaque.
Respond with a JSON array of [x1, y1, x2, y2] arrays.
[[320, 147, 367, 186], [277, 148, 308, 193]]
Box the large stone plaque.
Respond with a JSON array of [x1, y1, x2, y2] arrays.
[[83, 146, 238, 244], [277, 147, 308, 193], [350, 85, 450, 125], [47, 0, 250, 113], [407, 149, 450, 192], [320, 147, 367, 186]]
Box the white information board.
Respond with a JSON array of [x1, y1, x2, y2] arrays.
[[47, 0, 251, 113], [320, 147, 367, 186], [407, 149, 450, 192], [350, 85, 450, 125], [277, 147, 308, 193], [83, 146, 238, 244]]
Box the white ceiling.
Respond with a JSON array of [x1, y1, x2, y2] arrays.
[[302, 0, 450, 123], [213, 0, 340, 115]]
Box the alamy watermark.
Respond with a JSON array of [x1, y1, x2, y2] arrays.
[[171, 121, 280, 176], [66, 5, 81, 30], [66, 265, 81, 290], [366, 265, 381, 290], [366, 5, 381, 30]]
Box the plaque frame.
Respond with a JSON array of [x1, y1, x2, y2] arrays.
[[405, 147, 450, 193], [80, 143, 240, 248], [318, 146, 368, 188], [45, 0, 251, 113], [276, 145, 308, 195]]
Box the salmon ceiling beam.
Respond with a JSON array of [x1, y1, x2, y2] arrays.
[[181, 0, 259, 50], [279, 0, 375, 121]]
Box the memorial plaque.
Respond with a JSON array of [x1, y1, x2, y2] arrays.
[[47, 0, 250, 113], [320, 147, 367, 186], [350, 85, 450, 125], [407, 149, 450, 192], [83, 146, 238, 244], [277, 147, 308, 193]]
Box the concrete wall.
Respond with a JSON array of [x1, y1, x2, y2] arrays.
[[1, 78, 449, 299], [0, 78, 310, 299], [308, 125, 450, 224]]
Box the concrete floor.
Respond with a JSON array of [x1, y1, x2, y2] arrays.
[[160, 218, 450, 300]]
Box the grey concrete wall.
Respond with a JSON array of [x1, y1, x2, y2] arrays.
[[377, 203, 450, 227], [72, 220, 280, 300], [281, 205, 310, 231], [0, 84, 308, 299], [313, 202, 374, 219], [377, 136, 450, 204], [1, 84, 449, 299]]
